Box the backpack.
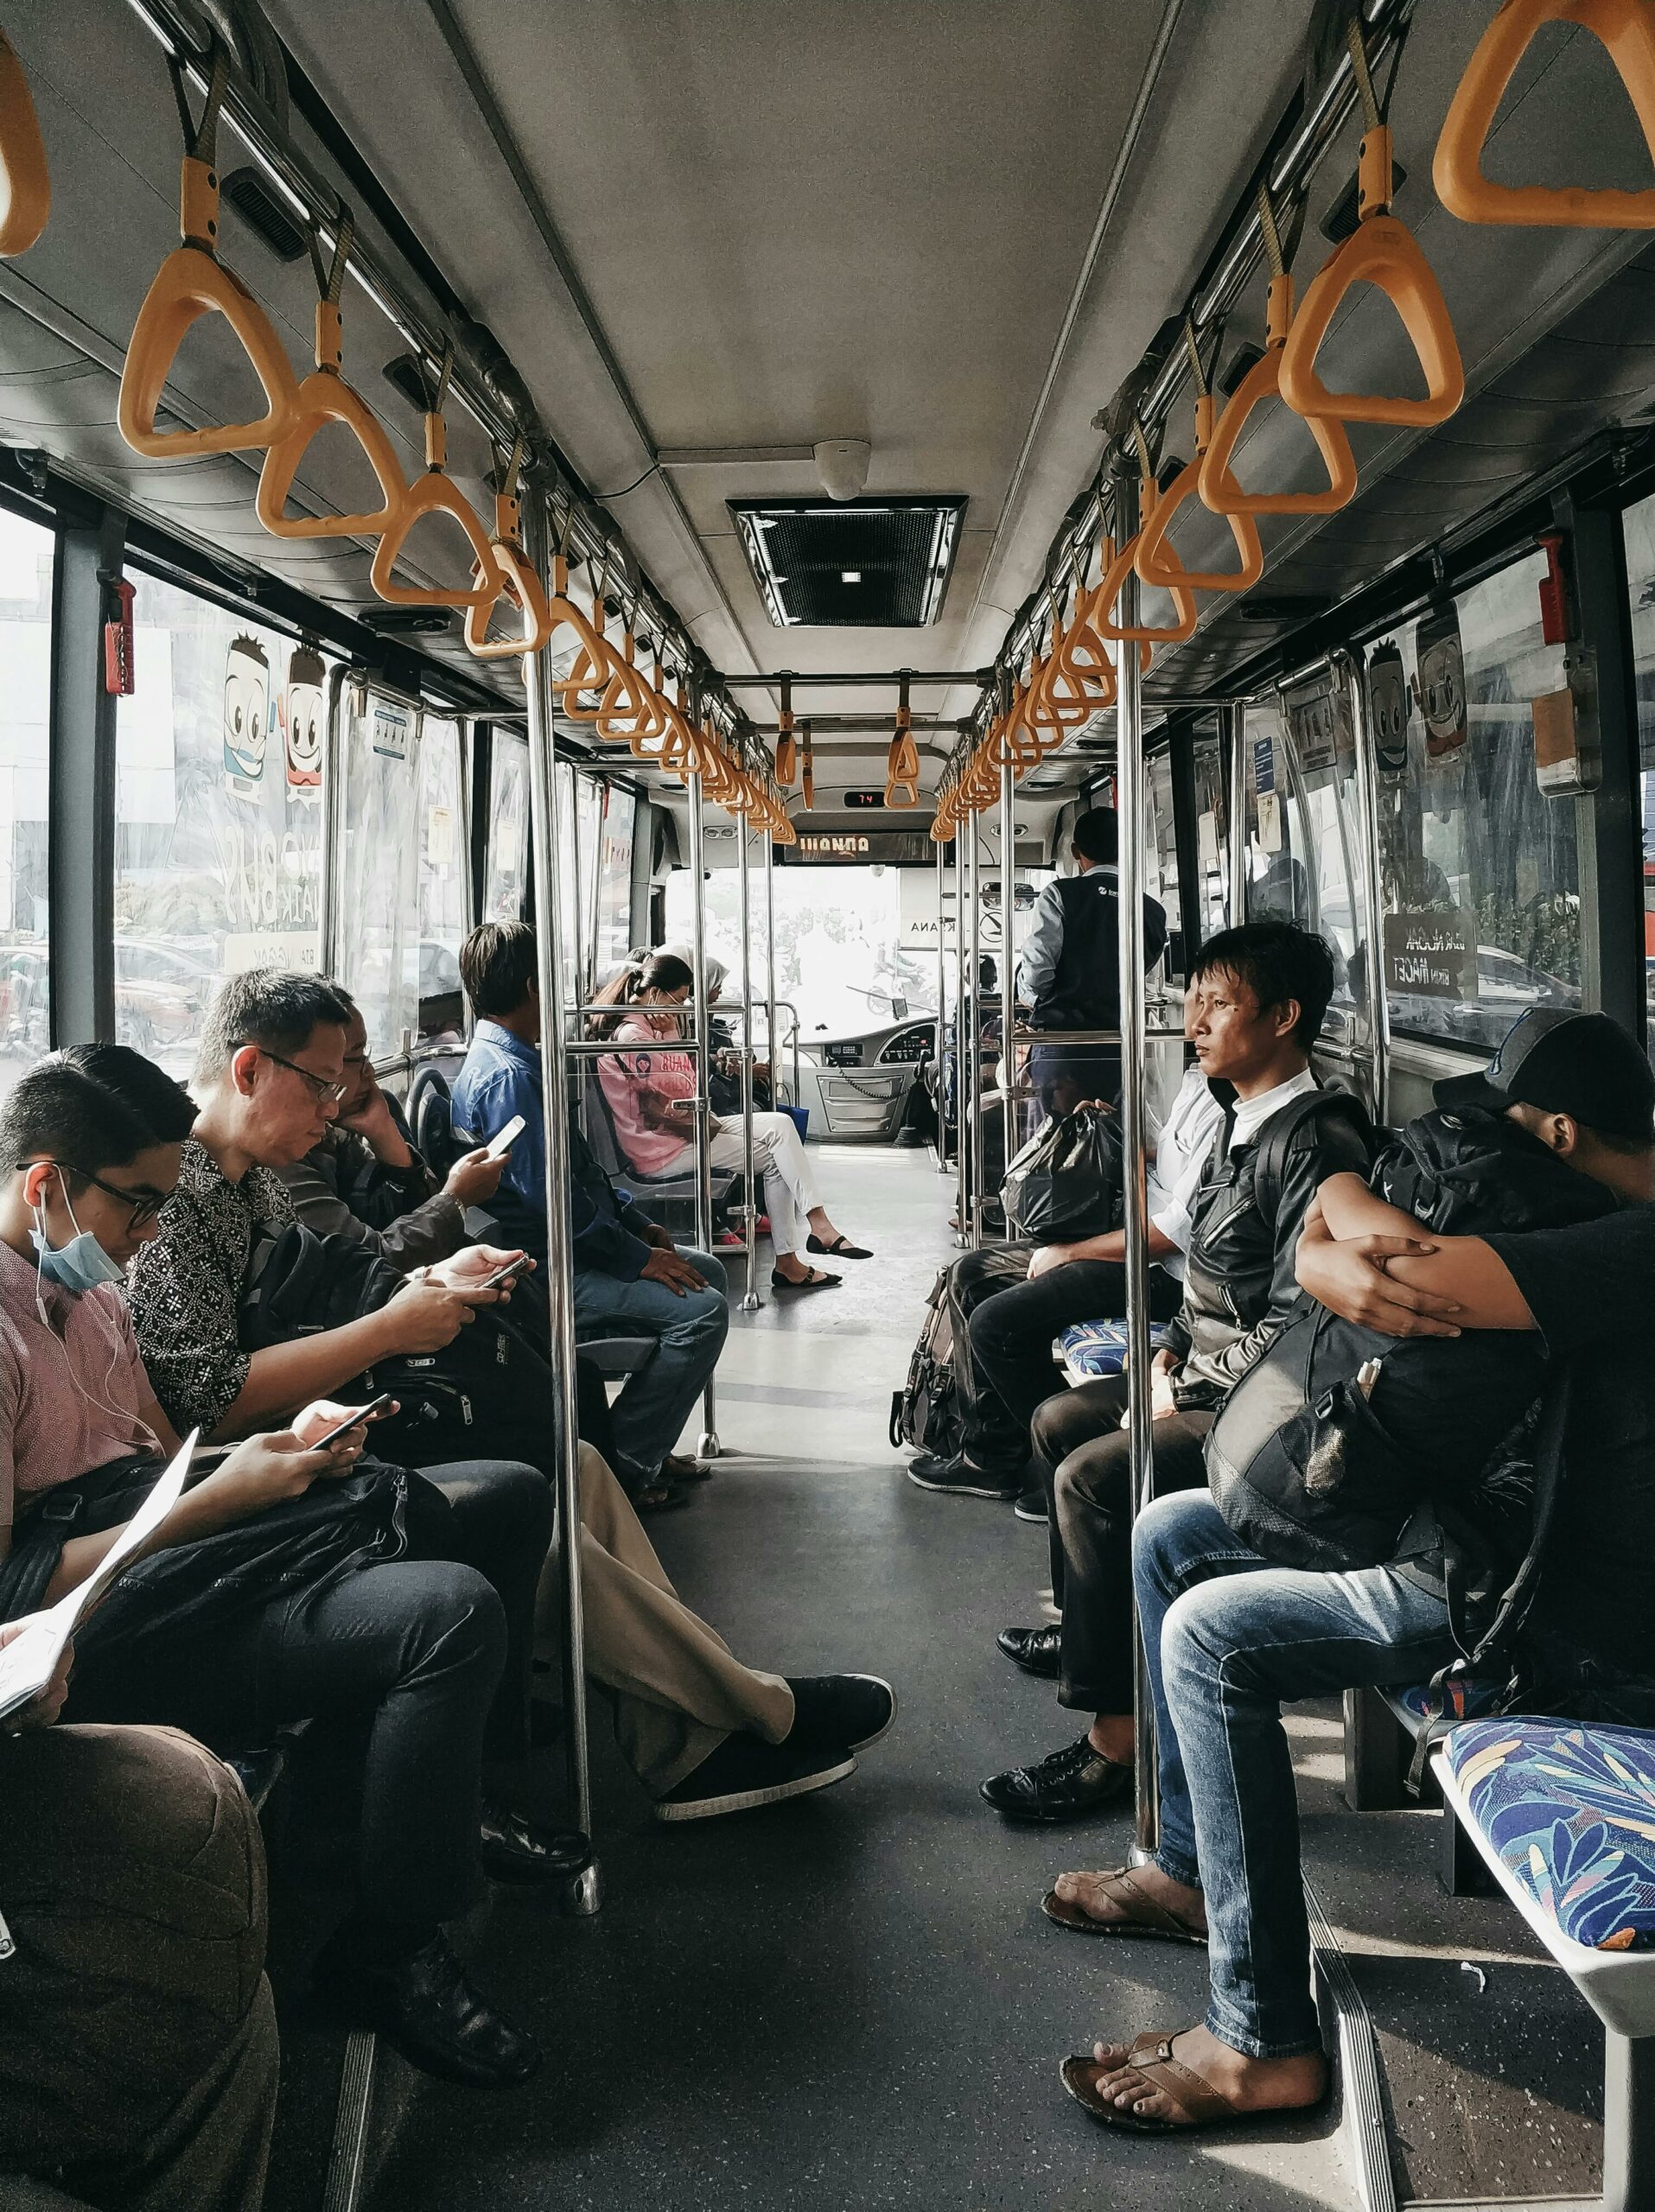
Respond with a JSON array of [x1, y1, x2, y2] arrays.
[[1206, 1105, 1613, 1575], [889, 1247, 1028, 1454]]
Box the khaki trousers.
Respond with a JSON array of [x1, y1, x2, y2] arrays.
[[535, 1446, 795, 1795]]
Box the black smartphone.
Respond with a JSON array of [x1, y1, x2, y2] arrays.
[[308, 1393, 394, 1452], [478, 1253, 532, 1291]]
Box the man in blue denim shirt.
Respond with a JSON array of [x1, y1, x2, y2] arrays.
[[452, 922, 729, 1491]]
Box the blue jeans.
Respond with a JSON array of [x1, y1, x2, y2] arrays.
[[571, 1248, 729, 1478], [1132, 1491, 1458, 2058]]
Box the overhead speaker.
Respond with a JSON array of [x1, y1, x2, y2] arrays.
[[814, 439, 871, 501]]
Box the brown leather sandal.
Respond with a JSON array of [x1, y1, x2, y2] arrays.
[[1041, 1866, 1207, 1945], [1060, 2032, 1249, 2136]]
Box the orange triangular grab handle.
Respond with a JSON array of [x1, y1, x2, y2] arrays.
[[594, 633, 653, 740], [1088, 516, 1200, 645], [559, 584, 626, 719], [120, 236, 300, 459], [1136, 397, 1264, 593], [886, 726, 921, 808], [259, 276, 410, 543], [1278, 124, 1465, 429], [1435, 0, 1655, 228], [1199, 276, 1358, 518], [0, 31, 50, 257], [370, 448, 500, 613], [622, 660, 670, 754], [464, 499, 554, 660]]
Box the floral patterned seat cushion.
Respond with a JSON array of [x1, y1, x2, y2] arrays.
[[1058, 1319, 1172, 1381], [1446, 1720, 1655, 1952]]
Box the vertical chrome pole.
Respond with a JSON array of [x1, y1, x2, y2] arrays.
[[967, 814, 985, 1249], [737, 816, 761, 1311], [934, 840, 949, 1171], [1114, 485, 1157, 1861], [952, 828, 969, 1245], [1224, 701, 1247, 929], [1337, 649, 1391, 1127], [999, 753, 1017, 1191], [764, 827, 778, 1103], [521, 494, 599, 1916], [686, 757, 719, 1457]]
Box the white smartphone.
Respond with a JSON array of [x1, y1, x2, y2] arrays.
[[485, 1114, 527, 1160]]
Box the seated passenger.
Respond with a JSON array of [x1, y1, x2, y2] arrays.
[[1052, 1007, 1655, 2138], [907, 1027, 1222, 1512], [21, 1041, 559, 2084], [655, 944, 776, 1116], [597, 949, 872, 1287], [278, 983, 506, 1264], [983, 923, 1372, 1822], [452, 922, 732, 1491], [0, 1652, 280, 2212]]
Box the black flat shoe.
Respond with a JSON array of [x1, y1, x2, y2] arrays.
[[979, 1733, 1133, 1823], [653, 1732, 856, 1821], [314, 1927, 541, 2088], [786, 1674, 897, 1752], [480, 1800, 588, 1884], [806, 1233, 873, 1260], [772, 1267, 841, 1292], [996, 1624, 1062, 1679]]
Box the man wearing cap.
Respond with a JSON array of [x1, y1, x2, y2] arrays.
[[1047, 1007, 1655, 2139]]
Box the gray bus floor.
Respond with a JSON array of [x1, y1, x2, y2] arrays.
[[277, 1145, 1605, 2212]]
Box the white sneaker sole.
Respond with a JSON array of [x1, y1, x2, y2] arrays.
[[652, 1753, 856, 1822]]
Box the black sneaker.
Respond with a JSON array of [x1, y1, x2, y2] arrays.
[[786, 1674, 897, 1752], [1014, 1485, 1048, 1523], [979, 1734, 1133, 1823], [996, 1625, 1061, 1679], [906, 1451, 1020, 1502], [314, 1926, 541, 2088], [654, 1732, 856, 1821]]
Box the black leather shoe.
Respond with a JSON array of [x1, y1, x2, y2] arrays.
[[980, 1734, 1133, 1823], [480, 1800, 588, 1884], [314, 1928, 542, 2088], [996, 1624, 1062, 1679]]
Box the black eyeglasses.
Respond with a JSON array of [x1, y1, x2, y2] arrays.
[[18, 1161, 168, 1230], [233, 1042, 348, 1106]]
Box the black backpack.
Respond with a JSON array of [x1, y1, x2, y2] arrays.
[[890, 1246, 1028, 1454]]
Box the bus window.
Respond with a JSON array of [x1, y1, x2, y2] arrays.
[[484, 734, 530, 921], [1190, 723, 1229, 940], [334, 685, 422, 1062], [596, 785, 637, 978], [114, 572, 326, 1077], [417, 715, 466, 1049], [0, 508, 52, 1099], [1242, 702, 1314, 930], [1619, 489, 1655, 1055], [1369, 554, 1578, 1054]]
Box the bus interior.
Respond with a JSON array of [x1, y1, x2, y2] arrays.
[[8, 1, 1655, 2207]]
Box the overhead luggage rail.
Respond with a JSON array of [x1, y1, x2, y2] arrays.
[[1278, 19, 1466, 430], [1435, 0, 1655, 230], [0, 29, 50, 257]]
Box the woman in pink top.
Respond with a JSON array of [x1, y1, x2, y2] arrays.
[[595, 954, 872, 1291]]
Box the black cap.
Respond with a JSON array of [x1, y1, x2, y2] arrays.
[[1435, 1009, 1655, 1141]]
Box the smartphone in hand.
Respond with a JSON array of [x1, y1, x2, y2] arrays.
[[485, 1114, 527, 1160], [478, 1253, 532, 1292], [309, 1393, 394, 1452]]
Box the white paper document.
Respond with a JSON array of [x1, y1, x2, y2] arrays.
[[0, 1429, 198, 1725]]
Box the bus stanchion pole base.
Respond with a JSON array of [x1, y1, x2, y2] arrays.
[[561, 1859, 602, 1917], [697, 1431, 720, 1459]]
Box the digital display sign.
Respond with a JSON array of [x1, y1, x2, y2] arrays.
[[780, 832, 935, 864]]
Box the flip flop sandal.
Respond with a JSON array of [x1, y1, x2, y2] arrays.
[[771, 1267, 842, 1292], [806, 1233, 873, 1260], [1060, 2032, 1252, 2137], [1041, 1865, 1207, 1946]]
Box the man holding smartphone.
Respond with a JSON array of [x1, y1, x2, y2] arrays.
[[452, 922, 732, 1498]]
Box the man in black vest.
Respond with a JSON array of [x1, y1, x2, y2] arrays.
[[1018, 809, 1168, 1114]]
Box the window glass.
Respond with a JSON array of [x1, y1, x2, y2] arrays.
[[556, 762, 577, 1007], [484, 734, 530, 920], [1191, 726, 1230, 942], [1367, 554, 1577, 1052], [0, 509, 52, 1101], [115, 573, 327, 1077], [1619, 491, 1655, 1056], [334, 685, 422, 1059], [575, 772, 602, 1002], [417, 716, 467, 1048], [596, 785, 637, 977]]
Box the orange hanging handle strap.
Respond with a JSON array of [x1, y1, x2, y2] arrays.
[[120, 46, 302, 460], [369, 340, 500, 612], [801, 722, 816, 810], [0, 29, 50, 257], [886, 671, 921, 806], [774, 676, 798, 785], [1136, 321, 1264, 594], [1199, 187, 1359, 518], [1435, 0, 1655, 229], [464, 432, 558, 658], [258, 209, 411, 544], [1279, 20, 1465, 429]]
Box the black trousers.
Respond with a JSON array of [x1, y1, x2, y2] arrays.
[[64, 1459, 552, 1940], [958, 1252, 1183, 1477], [1029, 1376, 1213, 1714]]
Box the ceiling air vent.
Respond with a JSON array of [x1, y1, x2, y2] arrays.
[[220, 168, 309, 263], [361, 607, 455, 638], [382, 354, 433, 416], [729, 497, 964, 627]]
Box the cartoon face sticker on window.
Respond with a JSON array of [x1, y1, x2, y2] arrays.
[[1367, 641, 1410, 780], [1414, 605, 1467, 760], [223, 633, 271, 798], [283, 646, 326, 802]]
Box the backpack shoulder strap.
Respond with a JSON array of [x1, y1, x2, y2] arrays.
[[1252, 1089, 1369, 1226]]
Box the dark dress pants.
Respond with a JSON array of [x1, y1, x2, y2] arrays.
[[1028, 1376, 1213, 1713]]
